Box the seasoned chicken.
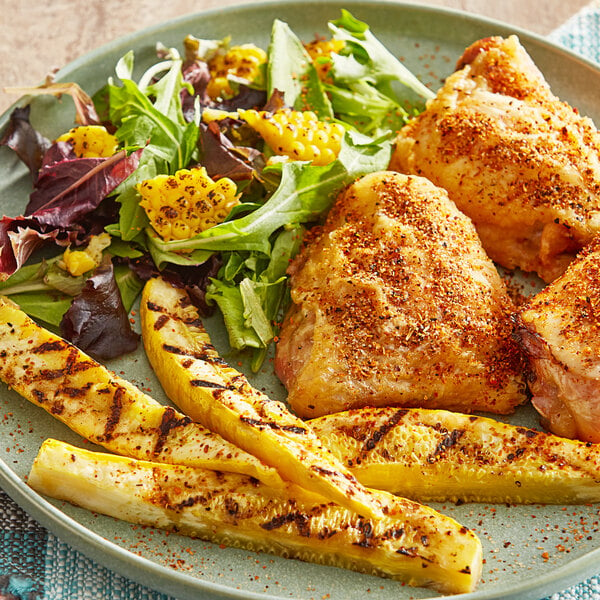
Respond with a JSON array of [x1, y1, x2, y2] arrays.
[[390, 35, 600, 283], [515, 237, 600, 442], [275, 171, 527, 419]]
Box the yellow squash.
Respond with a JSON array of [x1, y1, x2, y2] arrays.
[[140, 276, 384, 519], [310, 406, 600, 504], [0, 297, 281, 487], [29, 438, 483, 595]]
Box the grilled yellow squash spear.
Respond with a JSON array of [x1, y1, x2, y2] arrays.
[[310, 407, 600, 504], [140, 276, 385, 519], [29, 438, 483, 594], [0, 297, 282, 487]]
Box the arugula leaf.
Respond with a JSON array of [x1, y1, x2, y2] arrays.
[[114, 264, 143, 313], [267, 19, 333, 119], [107, 237, 144, 259], [9, 291, 73, 328], [206, 226, 302, 369], [329, 10, 435, 102], [0, 257, 81, 328], [325, 80, 409, 136], [0, 259, 54, 295]]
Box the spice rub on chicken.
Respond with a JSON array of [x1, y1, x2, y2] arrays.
[[274, 171, 527, 419], [515, 238, 600, 443], [390, 35, 600, 283]]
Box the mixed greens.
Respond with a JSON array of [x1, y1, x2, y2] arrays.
[[0, 10, 433, 367]]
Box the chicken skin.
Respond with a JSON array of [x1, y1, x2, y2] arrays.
[[516, 237, 600, 442], [275, 171, 527, 419], [390, 35, 600, 283]]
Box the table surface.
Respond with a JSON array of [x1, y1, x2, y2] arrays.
[[0, 1, 596, 599], [0, 0, 591, 115]]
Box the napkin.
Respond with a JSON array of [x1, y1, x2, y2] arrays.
[[3, 3, 600, 599]]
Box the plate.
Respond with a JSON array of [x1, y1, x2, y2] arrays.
[[1, 2, 600, 599]]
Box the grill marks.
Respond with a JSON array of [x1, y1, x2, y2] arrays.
[[153, 314, 169, 331], [154, 406, 193, 455], [191, 379, 228, 390], [102, 386, 125, 440], [32, 340, 67, 353], [427, 429, 466, 463], [162, 343, 228, 367], [146, 300, 204, 330], [261, 511, 312, 537], [342, 411, 468, 466], [240, 416, 308, 435], [359, 409, 408, 456]]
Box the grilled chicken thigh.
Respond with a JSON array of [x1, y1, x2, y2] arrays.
[[390, 35, 600, 283], [275, 171, 527, 419], [516, 237, 600, 442]]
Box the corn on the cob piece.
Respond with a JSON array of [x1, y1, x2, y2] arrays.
[[310, 406, 600, 504], [239, 108, 344, 166], [137, 167, 239, 242], [140, 275, 386, 520], [304, 38, 345, 81], [55, 125, 118, 158], [0, 297, 282, 487], [30, 438, 483, 594], [206, 44, 267, 99]]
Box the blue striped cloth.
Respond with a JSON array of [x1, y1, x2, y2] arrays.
[[2, 3, 600, 599]]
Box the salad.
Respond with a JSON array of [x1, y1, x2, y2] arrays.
[[0, 10, 433, 369]]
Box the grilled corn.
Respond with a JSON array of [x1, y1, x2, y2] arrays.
[[55, 125, 118, 158], [30, 438, 483, 594], [239, 108, 344, 166], [0, 297, 282, 487], [310, 407, 600, 504], [305, 38, 345, 81], [137, 167, 239, 241], [140, 275, 385, 519], [207, 44, 267, 99]]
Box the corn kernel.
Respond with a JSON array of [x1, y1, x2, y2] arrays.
[[60, 233, 111, 277], [207, 44, 267, 99], [137, 168, 239, 242], [304, 38, 345, 81], [62, 249, 96, 276], [239, 108, 345, 166], [55, 126, 118, 158]]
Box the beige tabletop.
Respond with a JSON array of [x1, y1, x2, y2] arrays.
[[0, 0, 591, 115]]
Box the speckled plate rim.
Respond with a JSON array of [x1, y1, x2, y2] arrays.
[[1, 1, 600, 599]]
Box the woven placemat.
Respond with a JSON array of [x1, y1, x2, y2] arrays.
[[2, 2, 600, 599]]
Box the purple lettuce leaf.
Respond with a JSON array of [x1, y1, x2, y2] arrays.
[[126, 252, 222, 317], [60, 256, 139, 360], [198, 121, 263, 181], [0, 106, 52, 179], [0, 219, 71, 279], [0, 147, 142, 279], [214, 85, 267, 112], [181, 59, 212, 122], [26, 146, 142, 227], [263, 89, 288, 112]]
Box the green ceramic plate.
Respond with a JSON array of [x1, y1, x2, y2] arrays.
[[1, 1, 600, 599]]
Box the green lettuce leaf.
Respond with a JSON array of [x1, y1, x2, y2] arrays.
[[329, 10, 435, 101], [206, 227, 302, 369], [8, 292, 73, 328], [267, 19, 333, 118]]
